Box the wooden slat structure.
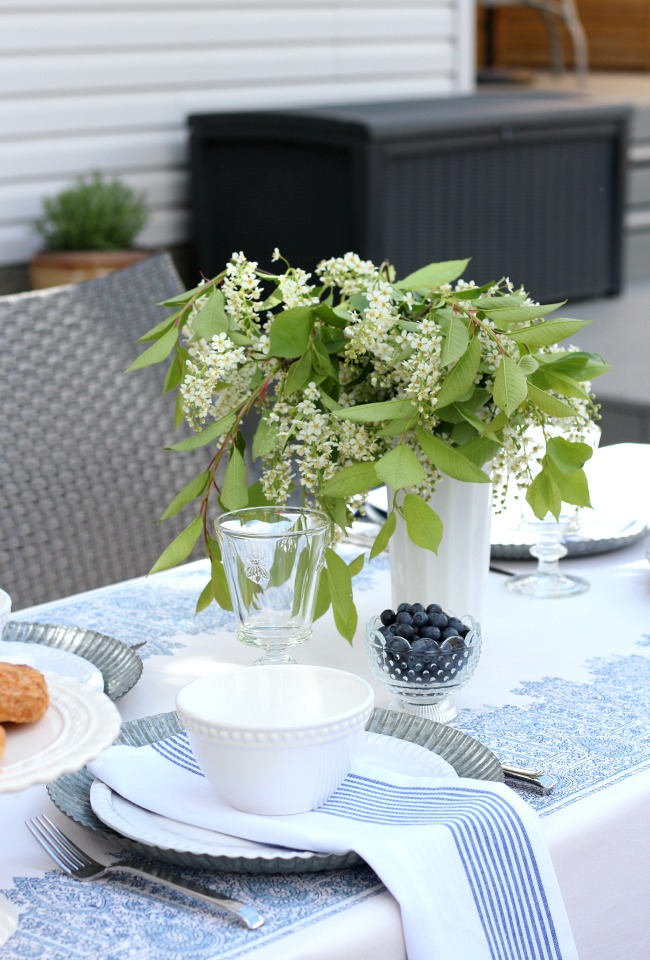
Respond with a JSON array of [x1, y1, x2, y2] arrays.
[[477, 0, 650, 71]]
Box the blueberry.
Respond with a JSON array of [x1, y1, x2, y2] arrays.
[[426, 603, 442, 615], [395, 623, 415, 642], [428, 612, 448, 630], [447, 617, 465, 634], [396, 602, 414, 614], [411, 610, 429, 628], [441, 626, 460, 641], [380, 609, 397, 626], [420, 626, 441, 642], [388, 636, 411, 655], [411, 637, 433, 652], [396, 610, 413, 625], [412, 602, 426, 613]]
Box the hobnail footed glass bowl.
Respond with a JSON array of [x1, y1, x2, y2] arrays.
[[364, 611, 482, 724]]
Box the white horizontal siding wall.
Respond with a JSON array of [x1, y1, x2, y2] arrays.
[[0, 0, 475, 266]]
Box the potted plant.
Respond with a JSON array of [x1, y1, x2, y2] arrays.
[[130, 250, 607, 641], [30, 171, 150, 289]]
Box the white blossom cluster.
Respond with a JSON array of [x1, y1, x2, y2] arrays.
[[175, 250, 598, 523]]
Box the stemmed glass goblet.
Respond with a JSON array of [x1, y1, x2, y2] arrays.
[[215, 506, 330, 665], [504, 504, 589, 598]]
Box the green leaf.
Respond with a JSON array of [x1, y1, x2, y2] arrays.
[[251, 417, 279, 460], [268, 307, 313, 358], [207, 535, 233, 610], [458, 435, 503, 467], [167, 413, 236, 452], [376, 414, 419, 438], [435, 337, 481, 408], [158, 280, 216, 307], [415, 428, 491, 482], [191, 289, 228, 340], [402, 494, 443, 554], [375, 445, 425, 491], [554, 466, 592, 508], [480, 301, 565, 325], [313, 571, 331, 621], [481, 409, 509, 436], [518, 354, 539, 375], [493, 356, 528, 416], [532, 368, 590, 401], [527, 382, 577, 419], [320, 495, 350, 534], [149, 515, 203, 573], [285, 351, 313, 395], [537, 350, 609, 380], [195, 578, 214, 613], [127, 324, 179, 371], [310, 339, 336, 378], [313, 303, 348, 329], [221, 446, 248, 510], [440, 313, 470, 367], [159, 470, 211, 521], [136, 311, 179, 342], [332, 398, 417, 423], [507, 318, 589, 348], [162, 351, 185, 394], [449, 402, 488, 434], [245, 480, 272, 508], [320, 461, 380, 499], [318, 387, 342, 412], [546, 436, 593, 473], [397, 259, 470, 290], [348, 552, 365, 577], [369, 509, 396, 559], [325, 547, 357, 644], [526, 465, 562, 520]]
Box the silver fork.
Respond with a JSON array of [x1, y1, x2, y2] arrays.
[[26, 815, 264, 929]]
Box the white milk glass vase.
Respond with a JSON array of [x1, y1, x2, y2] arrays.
[[389, 478, 492, 628]]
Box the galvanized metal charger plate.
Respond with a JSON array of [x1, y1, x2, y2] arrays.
[[48, 707, 503, 874], [491, 513, 648, 560], [1, 621, 143, 701]]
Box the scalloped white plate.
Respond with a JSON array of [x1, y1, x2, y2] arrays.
[[0, 641, 104, 691], [0, 672, 121, 794], [89, 732, 457, 861]]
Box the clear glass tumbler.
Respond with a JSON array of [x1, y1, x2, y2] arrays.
[[215, 507, 330, 665]]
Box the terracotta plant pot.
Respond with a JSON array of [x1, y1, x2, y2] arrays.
[[29, 249, 150, 290]]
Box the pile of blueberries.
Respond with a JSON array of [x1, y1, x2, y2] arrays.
[[372, 602, 475, 685]]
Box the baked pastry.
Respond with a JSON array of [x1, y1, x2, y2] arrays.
[[0, 723, 5, 759], [0, 661, 49, 724]]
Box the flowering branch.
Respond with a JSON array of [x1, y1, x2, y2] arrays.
[[129, 251, 608, 642]]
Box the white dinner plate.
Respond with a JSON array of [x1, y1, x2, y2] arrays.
[[89, 732, 457, 862], [0, 640, 104, 691], [2, 622, 143, 701], [0, 671, 121, 794]]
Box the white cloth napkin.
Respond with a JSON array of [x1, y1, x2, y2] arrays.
[[89, 734, 578, 960]]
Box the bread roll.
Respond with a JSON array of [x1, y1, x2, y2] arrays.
[[0, 661, 49, 724]]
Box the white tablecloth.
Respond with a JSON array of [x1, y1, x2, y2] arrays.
[[1, 444, 649, 960]]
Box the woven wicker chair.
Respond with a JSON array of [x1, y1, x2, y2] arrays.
[[0, 253, 206, 610]]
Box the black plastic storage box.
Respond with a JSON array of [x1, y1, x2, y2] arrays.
[[188, 93, 630, 302]]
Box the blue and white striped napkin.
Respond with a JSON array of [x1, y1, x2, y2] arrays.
[[89, 733, 578, 960]]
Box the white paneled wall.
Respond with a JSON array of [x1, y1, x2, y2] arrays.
[[0, 0, 475, 266]]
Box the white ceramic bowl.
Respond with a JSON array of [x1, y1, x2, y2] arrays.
[[0, 589, 11, 638], [175, 665, 374, 815]]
